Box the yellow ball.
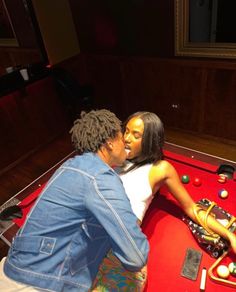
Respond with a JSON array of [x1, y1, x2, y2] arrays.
[[217, 265, 230, 279]]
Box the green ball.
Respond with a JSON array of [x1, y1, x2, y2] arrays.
[[181, 175, 190, 184], [228, 262, 236, 276]]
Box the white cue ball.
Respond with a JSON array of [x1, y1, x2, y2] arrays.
[[217, 265, 230, 279]]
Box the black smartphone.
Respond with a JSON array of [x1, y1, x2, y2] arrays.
[[181, 248, 202, 280]]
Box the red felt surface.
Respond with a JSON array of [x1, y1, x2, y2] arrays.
[[142, 151, 236, 292], [164, 149, 218, 173], [12, 150, 236, 291]]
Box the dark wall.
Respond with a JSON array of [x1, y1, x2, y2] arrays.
[[64, 0, 236, 144], [1, 0, 236, 147], [73, 55, 236, 143], [69, 0, 174, 57], [0, 76, 69, 174]]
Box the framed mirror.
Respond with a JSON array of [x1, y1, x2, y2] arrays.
[[175, 0, 236, 59]]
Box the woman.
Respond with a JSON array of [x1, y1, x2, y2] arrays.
[[121, 111, 236, 250], [93, 111, 236, 291]]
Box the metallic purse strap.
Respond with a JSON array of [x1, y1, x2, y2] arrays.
[[193, 201, 218, 236]]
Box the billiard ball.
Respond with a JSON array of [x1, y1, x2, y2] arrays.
[[228, 262, 236, 276], [193, 177, 201, 187], [181, 175, 190, 184], [217, 265, 230, 279], [218, 189, 228, 199], [218, 174, 227, 183]]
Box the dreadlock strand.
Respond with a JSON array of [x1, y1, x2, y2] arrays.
[[70, 109, 122, 154]]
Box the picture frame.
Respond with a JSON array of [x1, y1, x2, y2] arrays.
[[0, 0, 18, 46], [175, 0, 236, 59]]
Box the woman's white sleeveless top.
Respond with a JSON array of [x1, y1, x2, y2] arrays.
[[120, 164, 153, 222]]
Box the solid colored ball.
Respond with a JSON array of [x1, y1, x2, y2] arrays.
[[218, 189, 228, 199], [228, 262, 236, 276], [193, 177, 202, 186], [217, 265, 230, 279], [181, 175, 190, 184]]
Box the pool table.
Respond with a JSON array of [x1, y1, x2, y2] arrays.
[[0, 143, 236, 292], [142, 142, 236, 292]]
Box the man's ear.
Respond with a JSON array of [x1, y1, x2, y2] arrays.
[[105, 140, 113, 151]]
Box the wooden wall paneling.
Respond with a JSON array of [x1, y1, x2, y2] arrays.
[[120, 59, 168, 119], [57, 54, 89, 86], [82, 55, 236, 143], [86, 55, 124, 118], [163, 64, 203, 132], [204, 69, 236, 140], [195, 68, 208, 134], [0, 76, 69, 174], [120, 58, 202, 131], [23, 77, 69, 142]]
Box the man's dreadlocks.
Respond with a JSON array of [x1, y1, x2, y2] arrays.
[[70, 109, 122, 154]]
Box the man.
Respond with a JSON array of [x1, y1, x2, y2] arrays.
[[0, 109, 149, 291]]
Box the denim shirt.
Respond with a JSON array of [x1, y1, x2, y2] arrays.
[[4, 153, 149, 291]]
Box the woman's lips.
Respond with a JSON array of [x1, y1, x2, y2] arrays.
[[125, 148, 131, 155]]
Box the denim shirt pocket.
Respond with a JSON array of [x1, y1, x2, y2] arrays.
[[12, 235, 56, 255]]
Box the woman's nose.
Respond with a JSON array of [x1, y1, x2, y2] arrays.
[[124, 134, 130, 142]]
